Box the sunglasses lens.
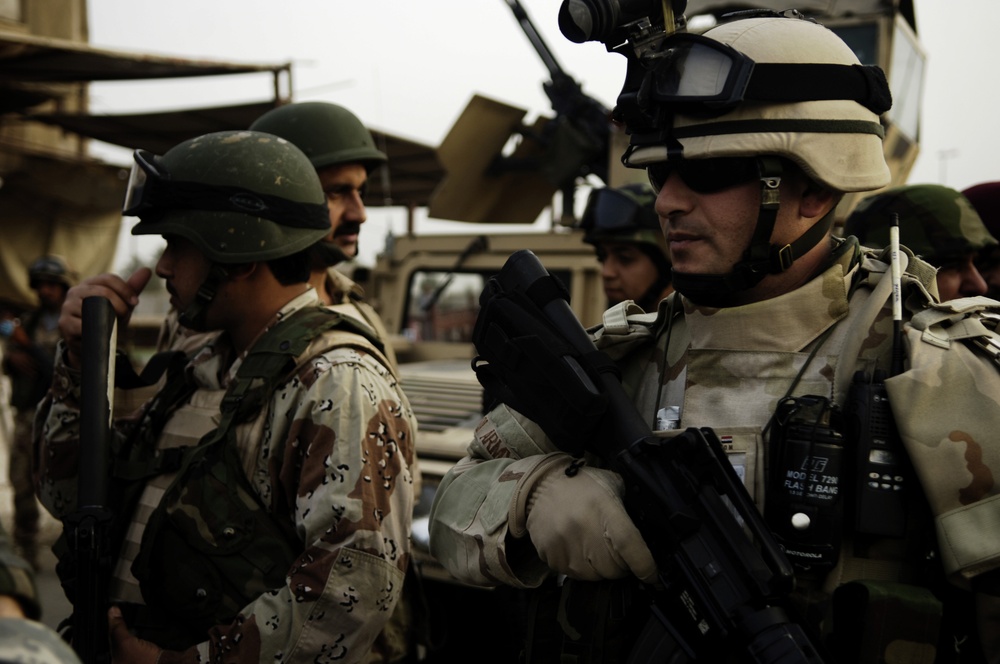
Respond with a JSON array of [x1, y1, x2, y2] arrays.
[[647, 158, 759, 194]]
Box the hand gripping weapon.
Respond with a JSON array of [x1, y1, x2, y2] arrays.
[[472, 250, 825, 663]]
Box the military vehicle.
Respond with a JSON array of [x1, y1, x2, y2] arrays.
[[365, 1, 925, 658]]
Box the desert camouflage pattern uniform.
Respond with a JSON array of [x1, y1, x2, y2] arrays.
[[36, 290, 417, 664], [0, 618, 82, 664], [429, 237, 1000, 659], [0, 520, 39, 621]]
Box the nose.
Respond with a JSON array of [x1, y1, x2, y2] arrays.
[[959, 259, 988, 297], [345, 190, 368, 223], [653, 170, 694, 224]]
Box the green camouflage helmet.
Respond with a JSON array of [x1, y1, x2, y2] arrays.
[[249, 102, 387, 173], [844, 184, 998, 264], [579, 183, 669, 261], [127, 131, 330, 263]]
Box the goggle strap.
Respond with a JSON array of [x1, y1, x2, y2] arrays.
[[744, 63, 892, 115]]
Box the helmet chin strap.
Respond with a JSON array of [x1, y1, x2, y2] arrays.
[[672, 157, 833, 307], [178, 264, 230, 331]]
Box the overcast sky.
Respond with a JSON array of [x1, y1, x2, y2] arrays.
[[86, 0, 1000, 270]]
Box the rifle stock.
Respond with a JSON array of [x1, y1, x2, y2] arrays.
[[473, 250, 825, 663], [68, 296, 117, 664]]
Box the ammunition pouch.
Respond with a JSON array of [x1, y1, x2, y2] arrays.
[[130, 435, 299, 649]]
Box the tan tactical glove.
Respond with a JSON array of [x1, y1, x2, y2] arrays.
[[509, 452, 657, 583]]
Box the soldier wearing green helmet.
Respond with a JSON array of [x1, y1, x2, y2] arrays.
[[248, 102, 398, 369], [430, 9, 1000, 662], [578, 183, 673, 314], [35, 130, 417, 663], [844, 184, 996, 301]]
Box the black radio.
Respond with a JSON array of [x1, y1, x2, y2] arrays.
[[766, 395, 846, 572], [847, 369, 908, 538]]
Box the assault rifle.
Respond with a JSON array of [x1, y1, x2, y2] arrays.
[[64, 296, 117, 664], [472, 250, 824, 663]]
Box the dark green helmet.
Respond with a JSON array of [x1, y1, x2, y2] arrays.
[[249, 102, 387, 173], [28, 254, 76, 289], [126, 130, 330, 263], [579, 183, 669, 261], [844, 184, 998, 264]]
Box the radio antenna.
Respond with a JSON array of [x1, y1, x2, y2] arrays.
[[890, 213, 905, 376]]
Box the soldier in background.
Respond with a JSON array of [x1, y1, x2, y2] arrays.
[[961, 181, 1000, 300], [35, 131, 416, 663], [578, 183, 673, 314], [843, 184, 995, 300], [1, 256, 75, 569], [430, 12, 1000, 662]]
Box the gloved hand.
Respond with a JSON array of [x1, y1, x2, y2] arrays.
[[509, 452, 657, 583]]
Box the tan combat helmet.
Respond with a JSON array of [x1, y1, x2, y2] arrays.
[[618, 13, 893, 304]]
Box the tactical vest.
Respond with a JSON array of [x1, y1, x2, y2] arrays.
[[528, 247, 986, 663], [60, 305, 391, 650]]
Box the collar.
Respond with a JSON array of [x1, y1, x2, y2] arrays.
[[681, 240, 858, 352]]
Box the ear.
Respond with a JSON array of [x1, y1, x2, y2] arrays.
[[799, 183, 837, 220], [225, 262, 258, 281]]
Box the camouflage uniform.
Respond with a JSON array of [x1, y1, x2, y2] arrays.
[[37, 288, 418, 664], [0, 519, 39, 621], [0, 618, 81, 664]]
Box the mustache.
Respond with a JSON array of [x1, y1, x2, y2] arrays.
[[335, 222, 362, 237]]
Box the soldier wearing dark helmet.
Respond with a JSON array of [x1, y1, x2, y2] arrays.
[[844, 184, 996, 301], [248, 102, 398, 369], [962, 181, 1000, 300], [430, 10, 1000, 663], [2, 254, 76, 569], [578, 183, 673, 314], [35, 131, 417, 664]]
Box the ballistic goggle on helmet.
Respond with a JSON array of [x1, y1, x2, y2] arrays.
[[579, 183, 668, 258], [623, 14, 893, 194], [124, 130, 331, 263]]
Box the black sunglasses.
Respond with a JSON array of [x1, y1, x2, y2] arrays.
[[646, 157, 762, 195]]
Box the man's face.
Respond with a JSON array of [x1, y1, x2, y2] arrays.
[[653, 172, 765, 276], [155, 235, 213, 316], [317, 163, 369, 259], [34, 280, 66, 310], [976, 246, 1000, 300], [595, 241, 661, 307], [934, 253, 988, 301]]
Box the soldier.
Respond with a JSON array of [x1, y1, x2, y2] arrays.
[[249, 102, 389, 313], [578, 183, 673, 314], [429, 12, 1000, 663], [961, 181, 1000, 300], [2, 255, 75, 569], [159, 102, 397, 366], [843, 184, 996, 300], [35, 131, 417, 663]]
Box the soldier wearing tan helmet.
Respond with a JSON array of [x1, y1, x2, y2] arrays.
[[35, 131, 416, 663], [430, 10, 1000, 662], [844, 184, 996, 300]]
